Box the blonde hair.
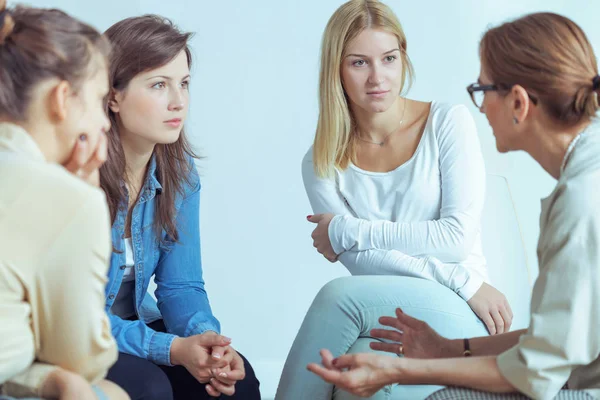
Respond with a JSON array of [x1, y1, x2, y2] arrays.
[[313, 0, 414, 177]]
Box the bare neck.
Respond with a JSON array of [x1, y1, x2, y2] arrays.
[[119, 130, 155, 198], [521, 118, 591, 180], [352, 97, 406, 143]]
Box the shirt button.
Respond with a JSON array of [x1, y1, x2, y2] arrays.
[[109, 294, 115, 300], [120, 265, 126, 270]]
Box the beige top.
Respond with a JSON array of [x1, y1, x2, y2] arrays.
[[0, 123, 117, 397], [497, 119, 600, 400]]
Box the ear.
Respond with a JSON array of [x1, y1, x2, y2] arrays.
[[509, 84, 532, 124], [48, 80, 71, 122], [108, 88, 122, 113]]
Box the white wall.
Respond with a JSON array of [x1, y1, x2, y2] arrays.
[[15, 0, 600, 397]]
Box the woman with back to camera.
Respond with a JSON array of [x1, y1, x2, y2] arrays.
[[0, 1, 129, 399]]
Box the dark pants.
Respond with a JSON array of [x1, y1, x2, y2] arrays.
[[106, 320, 261, 400]]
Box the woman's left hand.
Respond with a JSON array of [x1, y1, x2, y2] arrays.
[[307, 213, 338, 262], [63, 132, 107, 187], [207, 347, 246, 397], [307, 349, 400, 398]]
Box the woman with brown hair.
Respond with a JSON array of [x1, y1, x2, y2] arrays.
[[0, 1, 129, 399], [309, 11, 600, 400], [99, 15, 260, 400]]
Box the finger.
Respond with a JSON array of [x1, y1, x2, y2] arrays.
[[79, 134, 107, 177], [220, 348, 235, 364], [491, 309, 505, 335], [200, 334, 232, 347], [209, 378, 235, 396], [369, 341, 405, 354], [97, 131, 108, 161], [330, 354, 356, 370], [307, 214, 322, 223], [307, 363, 343, 385], [227, 354, 246, 381], [378, 316, 406, 332], [505, 300, 514, 324], [211, 345, 226, 361], [396, 307, 423, 330], [482, 313, 496, 335], [499, 305, 512, 333], [63, 137, 88, 172], [205, 383, 221, 397], [320, 348, 337, 370], [218, 368, 244, 382], [211, 371, 236, 386], [370, 328, 403, 343]]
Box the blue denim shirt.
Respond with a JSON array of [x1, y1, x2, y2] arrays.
[[105, 155, 220, 366]]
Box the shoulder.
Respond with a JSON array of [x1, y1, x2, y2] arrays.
[[6, 157, 103, 206], [547, 173, 600, 234], [0, 157, 109, 247], [302, 145, 314, 169], [181, 154, 201, 197], [429, 102, 475, 131], [426, 102, 478, 147]]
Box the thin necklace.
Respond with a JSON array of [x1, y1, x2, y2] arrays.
[[356, 98, 407, 147], [560, 124, 592, 173]]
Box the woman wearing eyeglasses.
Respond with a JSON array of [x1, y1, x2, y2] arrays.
[[276, 0, 513, 399], [309, 11, 600, 400]]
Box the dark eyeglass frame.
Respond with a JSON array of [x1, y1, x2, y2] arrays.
[[466, 82, 538, 109]]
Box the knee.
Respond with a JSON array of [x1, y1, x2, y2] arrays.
[[233, 355, 260, 399], [138, 367, 173, 400], [314, 277, 356, 307]]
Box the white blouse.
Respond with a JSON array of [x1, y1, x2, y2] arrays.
[[303, 102, 488, 300]]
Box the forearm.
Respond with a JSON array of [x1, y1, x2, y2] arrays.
[[393, 356, 516, 393], [109, 313, 176, 365], [331, 215, 476, 262], [442, 329, 527, 357], [338, 248, 483, 300]]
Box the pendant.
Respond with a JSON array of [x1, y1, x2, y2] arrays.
[[378, 142, 385, 146]]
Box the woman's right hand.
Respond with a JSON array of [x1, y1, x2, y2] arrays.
[[370, 308, 454, 359], [170, 333, 233, 384], [467, 282, 513, 335], [62, 132, 107, 187]]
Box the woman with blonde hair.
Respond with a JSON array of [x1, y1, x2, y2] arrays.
[[277, 0, 512, 399], [309, 11, 600, 400]]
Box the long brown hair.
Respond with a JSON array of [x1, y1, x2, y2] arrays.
[[100, 15, 197, 242], [0, 0, 110, 120], [480, 12, 599, 126]]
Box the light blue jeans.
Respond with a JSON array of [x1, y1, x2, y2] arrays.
[[275, 276, 489, 400]]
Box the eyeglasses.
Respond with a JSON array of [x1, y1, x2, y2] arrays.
[[466, 82, 538, 109]]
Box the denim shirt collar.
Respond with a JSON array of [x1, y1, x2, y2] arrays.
[[121, 154, 163, 205], [141, 154, 162, 201]]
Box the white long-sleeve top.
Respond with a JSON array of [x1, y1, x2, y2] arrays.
[[302, 102, 488, 300]]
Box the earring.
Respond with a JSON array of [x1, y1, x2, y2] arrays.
[[513, 117, 519, 125]]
